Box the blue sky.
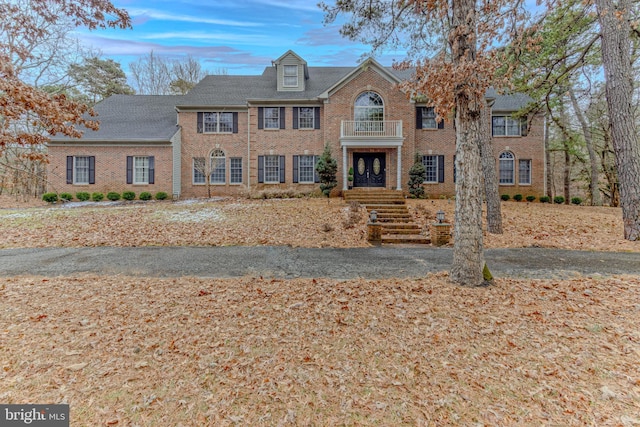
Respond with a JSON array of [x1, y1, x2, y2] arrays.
[[75, 0, 404, 76]]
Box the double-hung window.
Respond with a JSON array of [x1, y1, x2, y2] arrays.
[[283, 65, 298, 87], [134, 156, 149, 184], [74, 156, 90, 184], [66, 156, 95, 185], [126, 156, 154, 185], [193, 157, 206, 184], [422, 155, 445, 183], [264, 107, 280, 129], [492, 115, 523, 136], [204, 112, 233, 133], [298, 107, 314, 129], [210, 149, 226, 184], [264, 155, 280, 183], [499, 152, 515, 184], [197, 112, 237, 133], [421, 107, 437, 129], [298, 155, 315, 183], [230, 158, 242, 184], [519, 159, 531, 185]]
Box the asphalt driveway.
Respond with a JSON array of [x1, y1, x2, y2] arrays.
[[1, 246, 639, 279]]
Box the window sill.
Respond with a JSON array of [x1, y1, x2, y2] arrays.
[[203, 131, 233, 135], [492, 135, 522, 138], [262, 128, 281, 131]]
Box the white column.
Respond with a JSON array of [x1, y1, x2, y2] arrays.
[[396, 147, 402, 190], [342, 145, 348, 190]]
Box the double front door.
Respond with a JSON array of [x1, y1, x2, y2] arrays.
[[353, 153, 385, 187]]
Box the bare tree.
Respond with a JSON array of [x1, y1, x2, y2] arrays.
[[129, 51, 172, 95], [0, 0, 130, 197]]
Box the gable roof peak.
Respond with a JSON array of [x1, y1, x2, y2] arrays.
[[273, 50, 307, 65]]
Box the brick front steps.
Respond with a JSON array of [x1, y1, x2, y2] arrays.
[[344, 189, 431, 244]]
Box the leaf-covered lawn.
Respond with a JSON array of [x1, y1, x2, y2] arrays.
[[1, 274, 639, 425], [0, 195, 638, 252]]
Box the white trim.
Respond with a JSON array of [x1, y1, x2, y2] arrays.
[[73, 156, 90, 185]]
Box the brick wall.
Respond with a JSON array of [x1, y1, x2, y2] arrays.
[[47, 144, 173, 196], [47, 65, 546, 200]]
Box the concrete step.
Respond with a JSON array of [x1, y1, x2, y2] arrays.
[[377, 217, 413, 223], [382, 228, 424, 235], [381, 234, 431, 245], [381, 223, 422, 230]]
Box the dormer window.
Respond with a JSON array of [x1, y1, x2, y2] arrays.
[[283, 65, 298, 87]]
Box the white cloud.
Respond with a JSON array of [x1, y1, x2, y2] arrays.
[[251, 0, 322, 13], [126, 7, 263, 27]]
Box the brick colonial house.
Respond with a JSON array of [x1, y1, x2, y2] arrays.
[[48, 50, 545, 198]]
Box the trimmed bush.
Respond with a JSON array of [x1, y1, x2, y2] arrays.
[[554, 196, 565, 204], [139, 192, 152, 201], [155, 191, 168, 200], [526, 195, 536, 202], [513, 194, 523, 202], [91, 192, 104, 202], [76, 192, 90, 201], [42, 192, 58, 203], [539, 196, 551, 203], [122, 191, 136, 201], [107, 192, 121, 201], [501, 194, 510, 201], [571, 197, 583, 205], [59, 192, 73, 201]]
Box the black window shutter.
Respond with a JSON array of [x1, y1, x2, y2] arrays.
[[314, 107, 320, 129], [279, 155, 286, 183], [293, 155, 299, 183], [197, 112, 203, 133], [279, 107, 285, 129], [314, 155, 320, 183], [126, 156, 133, 184], [88, 156, 95, 184], [292, 108, 299, 129], [438, 119, 444, 130], [66, 156, 73, 184], [258, 156, 264, 183], [258, 108, 264, 130], [416, 107, 423, 129], [232, 112, 238, 133], [148, 156, 155, 184], [438, 155, 445, 183], [521, 118, 528, 136]]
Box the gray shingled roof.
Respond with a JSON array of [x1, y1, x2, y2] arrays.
[[51, 95, 181, 142], [52, 64, 533, 144], [486, 88, 533, 112], [177, 67, 358, 107]]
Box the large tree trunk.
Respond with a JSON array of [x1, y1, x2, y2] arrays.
[[450, 0, 485, 286], [480, 103, 502, 233], [569, 87, 602, 206], [596, 0, 640, 240]]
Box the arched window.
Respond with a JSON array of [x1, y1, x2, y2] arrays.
[[499, 151, 515, 184], [353, 92, 384, 131], [210, 149, 226, 184]]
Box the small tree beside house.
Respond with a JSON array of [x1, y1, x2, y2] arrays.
[[316, 143, 337, 201], [408, 153, 426, 198]]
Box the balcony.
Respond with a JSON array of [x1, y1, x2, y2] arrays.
[[340, 120, 404, 147]]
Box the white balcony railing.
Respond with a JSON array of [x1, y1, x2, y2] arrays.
[[341, 120, 403, 138]]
